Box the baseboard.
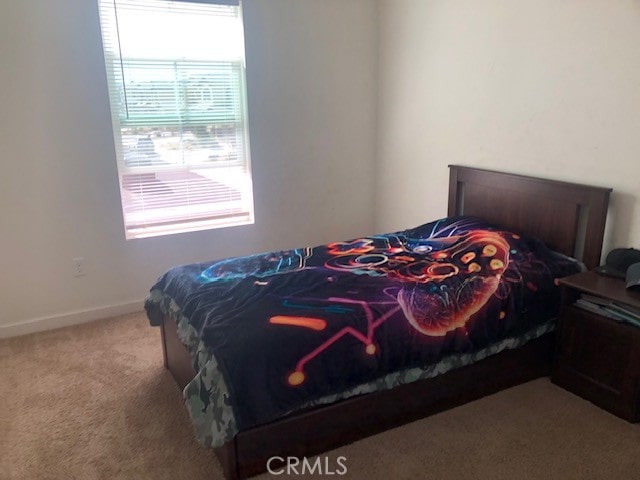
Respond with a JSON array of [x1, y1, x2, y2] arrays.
[[0, 300, 145, 339]]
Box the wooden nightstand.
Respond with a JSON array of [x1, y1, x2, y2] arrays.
[[551, 270, 640, 422]]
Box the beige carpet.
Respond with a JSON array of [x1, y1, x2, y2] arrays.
[[1, 313, 639, 480]]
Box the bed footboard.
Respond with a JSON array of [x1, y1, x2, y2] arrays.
[[159, 315, 194, 390], [160, 316, 240, 479]]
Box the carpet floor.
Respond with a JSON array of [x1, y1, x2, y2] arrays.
[[1, 313, 639, 480]]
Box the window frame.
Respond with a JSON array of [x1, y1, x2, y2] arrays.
[[98, 0, 254, 240]]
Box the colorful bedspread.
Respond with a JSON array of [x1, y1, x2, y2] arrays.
[[145, 216, 581, 447]]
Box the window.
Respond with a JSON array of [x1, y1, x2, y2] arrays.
[[98, 0, 254, 239]]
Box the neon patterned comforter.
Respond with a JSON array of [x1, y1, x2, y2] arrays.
[[145, 216, 581, 447]]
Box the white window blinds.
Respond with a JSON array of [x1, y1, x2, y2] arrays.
[[98, 0, 254, 239]]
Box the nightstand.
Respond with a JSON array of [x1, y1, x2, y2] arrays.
[[551, 270, 640, 422]]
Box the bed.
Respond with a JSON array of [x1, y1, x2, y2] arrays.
[[146, 165, 611, 479]]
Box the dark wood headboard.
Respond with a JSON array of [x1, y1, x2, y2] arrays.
[[448, 165, 612, 270]]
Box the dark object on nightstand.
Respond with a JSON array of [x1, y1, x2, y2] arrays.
[[552, 270, 640, 422], [626, 262, 640, 290], [595, 248, 640, 278]]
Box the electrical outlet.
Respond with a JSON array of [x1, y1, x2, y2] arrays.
[[73, 257, 86, 277]]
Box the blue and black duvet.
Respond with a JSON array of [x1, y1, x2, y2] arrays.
[[145, 216, 581, 447]]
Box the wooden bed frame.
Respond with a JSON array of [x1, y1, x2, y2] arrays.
[[159, 165, 612, 479]]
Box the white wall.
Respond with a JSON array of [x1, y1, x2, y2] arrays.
[[376, 0, 640, 254], [0, 0, 378, 335], [5, 0, 640, 337]]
